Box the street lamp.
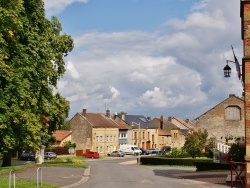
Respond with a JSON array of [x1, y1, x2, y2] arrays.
[[223, 60, 234, 77], [223, 46, 242, 80], [132, 122, 141, 165]]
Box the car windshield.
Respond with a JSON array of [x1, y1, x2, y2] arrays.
[[132, 147, 139, 150]]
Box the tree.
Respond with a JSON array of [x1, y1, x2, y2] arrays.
[[62, 141, 76, 149], [0, 0, 73, 166], [183, 129, 208, 158]]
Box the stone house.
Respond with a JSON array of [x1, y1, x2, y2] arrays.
[[70, 109, 119, 156], [152, 116, 190, 149], [122, 115, 159, 149], [194, 94, 245, 149]]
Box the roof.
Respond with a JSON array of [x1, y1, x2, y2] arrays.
[[171, 117, 194, 130], [195, 94, 244, 120], [53, 130, 72, 141], [79, 112, 118, 128], [123, 115, 157, 129], [114, 116, 132, 130]]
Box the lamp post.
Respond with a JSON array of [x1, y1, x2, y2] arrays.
[[132, 122, 141, 165]]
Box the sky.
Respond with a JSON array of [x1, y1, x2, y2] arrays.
[[43, 0, 243, 120]]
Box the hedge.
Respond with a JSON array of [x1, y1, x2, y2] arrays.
[[140, 156, 229, 171]]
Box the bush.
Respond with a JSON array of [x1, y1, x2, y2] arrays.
[[167, 148, 190, 158], [228, 143, 246, 162]]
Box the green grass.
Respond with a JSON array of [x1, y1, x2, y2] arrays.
[[0, 163, 34, 175], [0, 177, 56, 188]]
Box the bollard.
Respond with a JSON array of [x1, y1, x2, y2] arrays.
[[9, 170, 15, 188], [37, 167, 42, 187]]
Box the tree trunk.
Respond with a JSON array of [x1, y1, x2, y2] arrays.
[[2, 151, 12, 167]]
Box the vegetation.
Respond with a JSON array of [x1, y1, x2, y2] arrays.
[[0, 1, 73, 166], [227, 143, 246, 162], [183, 129, 208, 158], [0, 178, 56, 188], [166, 148, 190, 158], [62, 141, 76, 149]]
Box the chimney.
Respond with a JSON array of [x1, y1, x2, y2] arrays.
[[160, 116, 163, 130], [147, 117, 151, 121], [122, 114, 125, 121], [168, 116, 172, 122], [106, 109, 110, 117], [185, 119, 189, 123], [82, 109, 87, 116]]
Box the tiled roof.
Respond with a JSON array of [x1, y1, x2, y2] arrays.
[[80, 112, 118, 128], [158, 128, 171, 136], [172, 117, 194, 130], [53, 130, 71, 141]]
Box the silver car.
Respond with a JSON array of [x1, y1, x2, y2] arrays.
[[108, 150, 125, 157], [44, 152, 57, 159]]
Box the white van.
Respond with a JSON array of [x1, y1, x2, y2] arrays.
[[119, 144, 142, 155]]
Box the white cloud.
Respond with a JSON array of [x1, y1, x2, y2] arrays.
[[43, 0, 89, 16], [56, 0, 243, 119], [65, 61, 81, 79]]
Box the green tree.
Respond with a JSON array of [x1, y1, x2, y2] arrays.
[[0, 0, 73, 166], [62, 141, 76, 149], [183, 129, 208, 158]]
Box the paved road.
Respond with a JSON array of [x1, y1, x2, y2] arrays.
[[76, 156, 232, 188], [1, 156, 241, 188]]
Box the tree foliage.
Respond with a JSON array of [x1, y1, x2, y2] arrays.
[[183, 129, 208, 158], [62, 140, 76, 149], [0, 0, 73, 166]]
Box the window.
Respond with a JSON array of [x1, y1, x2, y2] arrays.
[[96, 136, 99, 142], [100, 136, 102, 141], [134, 132, 137, 139], [106, 136, 109, 142], [109, 136, 112, 141], [225, 106, 241, 120]]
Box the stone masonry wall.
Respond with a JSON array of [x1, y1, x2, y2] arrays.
[[195, 95, 245, 144]]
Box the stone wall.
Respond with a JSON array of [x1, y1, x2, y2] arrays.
[[194, 95, 245, 144], [70, 113, 92, 151]]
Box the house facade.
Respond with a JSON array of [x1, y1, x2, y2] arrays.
[[194, 94, 245, 147], [114, 116, 133, 146], [122, 115, 159, 149], [70, 109, 119, 156], [152, 116, 189, 149]]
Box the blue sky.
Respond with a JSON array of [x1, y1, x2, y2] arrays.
[[44, 0, 243, 120]]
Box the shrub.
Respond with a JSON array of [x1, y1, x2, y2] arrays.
[[194, 161, 230, 171], [228, 143, 246, 162]]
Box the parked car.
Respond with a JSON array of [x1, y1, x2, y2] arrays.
[[161, 146, 171, 154], [44, 152, 57, 159], [140, 148, 150, 155], [148, 148, 158, 154], [108, 150, 125, 157], [83, 151, 100, 158], [19, 153, 35, 161], [150, 150, 161, 156]]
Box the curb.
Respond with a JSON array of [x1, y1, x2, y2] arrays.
[[59, 167, 90, 188]]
